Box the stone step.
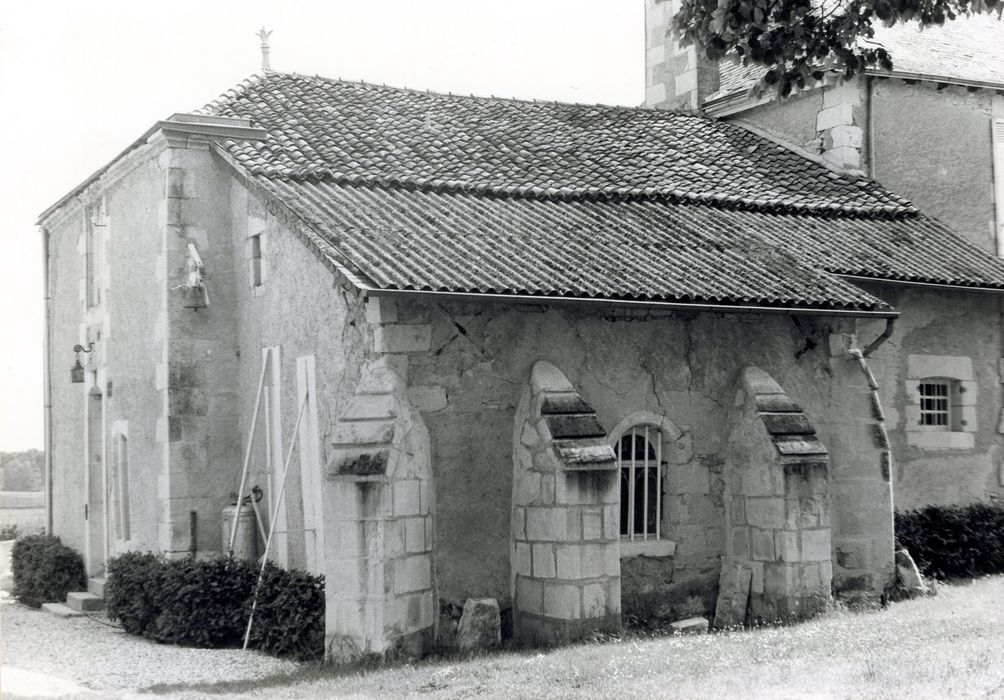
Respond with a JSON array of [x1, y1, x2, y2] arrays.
[[88, 577, 106, 598], [41, 602, 85, 618], [66, 591, 104, 612]]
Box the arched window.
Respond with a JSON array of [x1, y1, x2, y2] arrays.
[[617, 425, 662, 541]]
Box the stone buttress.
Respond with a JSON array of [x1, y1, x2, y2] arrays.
[[716, 367, 833, 626], [511, 361, 621, 645], [324, 356, 435, 659]]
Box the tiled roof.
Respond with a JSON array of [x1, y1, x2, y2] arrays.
[[710, 14, 1004, 99], [864, 14, 1004, 86], [204, 73, 914, 217], [199, 72, 1004, 314]]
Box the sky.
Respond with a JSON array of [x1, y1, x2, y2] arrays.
[[0, 0, 643, 452]]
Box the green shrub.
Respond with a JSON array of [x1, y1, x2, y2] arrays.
[[105, 553, 324, 659], [11, 534, 86, 608], [0, 523, 20, 541], [105, 552, 164, 635], [895, 502, 1004, 579]]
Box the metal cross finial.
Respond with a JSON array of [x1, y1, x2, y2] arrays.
[[257, 27, 273, 72]]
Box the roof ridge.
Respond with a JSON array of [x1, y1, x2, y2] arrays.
[[206, 69, 706, 117], [243, 162, 917, 218]]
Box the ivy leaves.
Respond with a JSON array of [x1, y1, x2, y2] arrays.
[[673, 0, 1002, 97]]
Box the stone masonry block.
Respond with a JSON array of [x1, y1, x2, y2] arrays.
[[526, 507, 567, 541], [533, 544, 556, 578], [393, 479, 422, 517], [365, 296, 398, 325], [374, 324, 432, 353], [745, 498, 785, 530], [556, 545, 581, 579], [544, 583, 581, 620], [828, 124, 863, 149], [822, 146, 860, 170], [515, 542, 531, 576], [583, 583, 607, 618], [513, 506, 526, 540], [404, 517, 425, 553], [516, 576, 544, 616], [394, 555, 431, 594], [816, 103, 853, 132], [339, 393, 397, 419], [407, 386, 448, 413], [581, 544, 607, 578], [332, 419, 395, 446], [603, 505, 619, 539], [775, 530, 799, 562], [731, 527, 750, 559], [582, 509, 602, 540], [801, 529, 831, 562], [751, 529, 775, 561], [675, 69, 698, 97]]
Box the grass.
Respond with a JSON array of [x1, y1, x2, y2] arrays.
[[156, 576, 1004, 699]]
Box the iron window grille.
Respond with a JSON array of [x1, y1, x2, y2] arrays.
[[919, 380, 950, 429], [617, 425, 663, 541]]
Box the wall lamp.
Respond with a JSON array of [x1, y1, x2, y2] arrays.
[[70, 342, 93, 384], [180, 243, 209, 311]]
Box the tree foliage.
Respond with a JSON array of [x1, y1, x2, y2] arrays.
[[673, 0, 1002, 96], [1, 450, 44, 492]]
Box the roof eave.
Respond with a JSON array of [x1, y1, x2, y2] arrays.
[[364, 287, 899, 319], [863, 68, 1004, 92], [837, 274, 1004, 294]]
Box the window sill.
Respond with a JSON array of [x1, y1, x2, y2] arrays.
[[620, 539, 677, 558], [906, 431, 974, 450]]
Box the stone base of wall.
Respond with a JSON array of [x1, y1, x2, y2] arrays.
[[517, 611, 621, 647]]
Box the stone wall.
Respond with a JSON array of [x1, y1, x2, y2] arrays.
[[389, 299, 892, 624], [857, 285, 1004, 509]]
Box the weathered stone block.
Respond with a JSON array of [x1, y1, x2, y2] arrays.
[[582, 582, 607, 618], [755, 394, 802, 413], [365, 296, 398, 325], [746, 498, 785, 529], [581, 544, 607, 578], [801, 529, 831, 562], [546, 414, 607, 439], [404, 517, 425, 553], [533, 544, 556, 578], [515, 542, 531, 576], [544, 583, 581, 620], [457, 598, 501, 651], [775, 530, 799, 562], [332, 419, 395, 446], [393, 479, 422, 516], [339, 394, 397, 421], [731, 527, 750, 559], [516, 576, 544, 615], [751, 529, 775, 562], [556, 545, 581, 579], [670, 617, 708, 634], [835, 541, 868, 570], [526, 507, 567, 541], [541, 393, 593, 415], [394, 555, 431, 594], [714, 565, 752, 628], [816, 103, 853, 131], [513, 506, 526, 540], [761, 413, 814, 435], [582, 509, 602, 540]]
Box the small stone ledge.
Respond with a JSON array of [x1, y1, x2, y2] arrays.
[[620, 539, 677, 558]]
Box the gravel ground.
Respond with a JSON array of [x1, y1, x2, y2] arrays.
[[1, 596, 303, 698]]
